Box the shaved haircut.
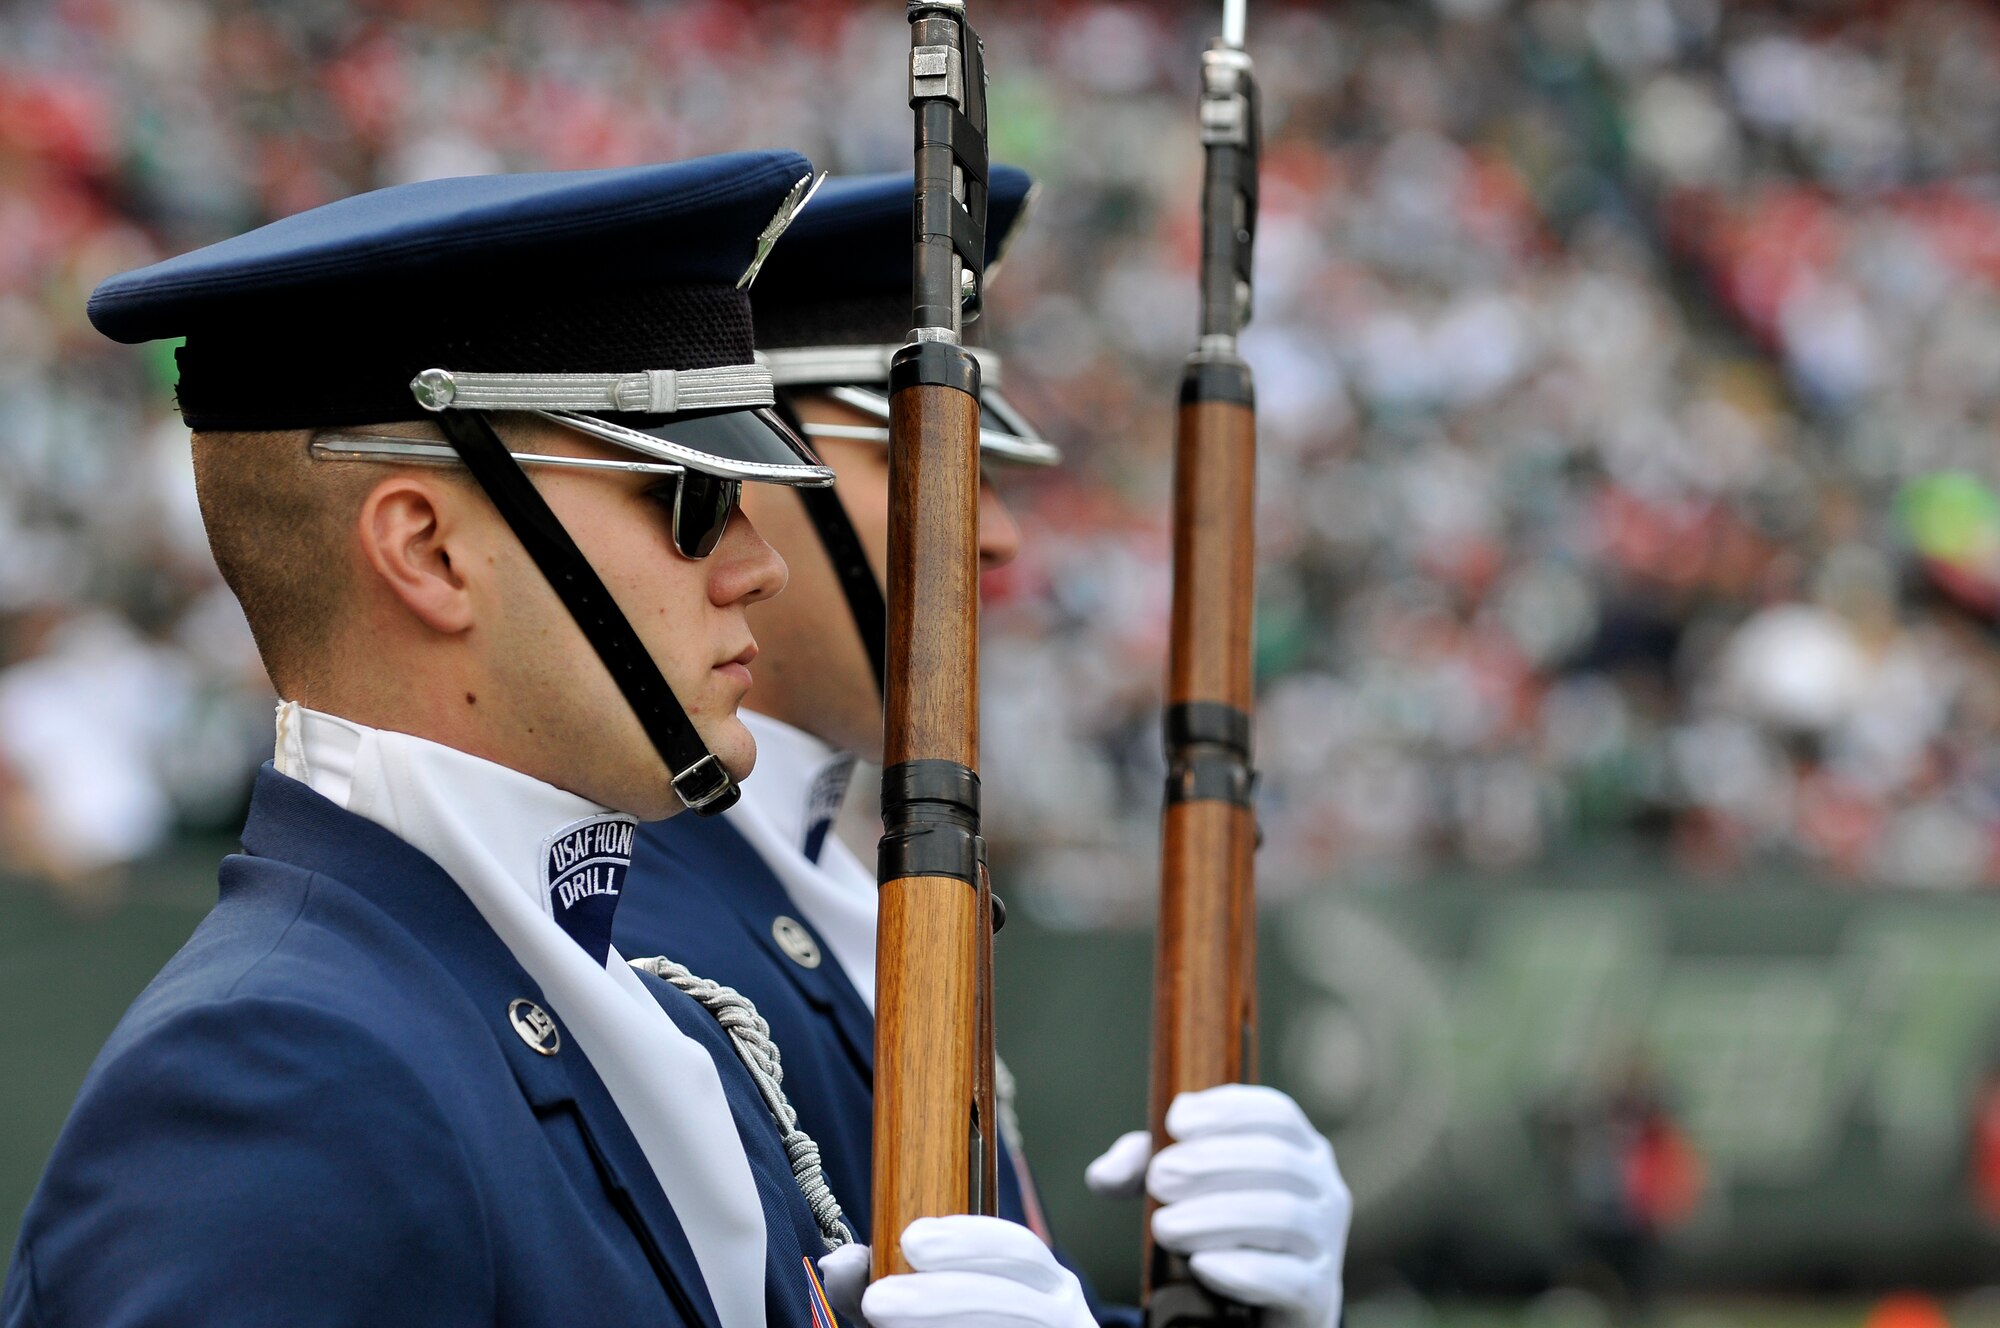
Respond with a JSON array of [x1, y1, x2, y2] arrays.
[[189, 429, 386, 699]]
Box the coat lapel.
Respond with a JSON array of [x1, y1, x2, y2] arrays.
[[493, 995, 724, 1328], [239, 765, 724, 1328]]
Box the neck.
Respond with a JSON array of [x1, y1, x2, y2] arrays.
[[298, 669, 504, 772], [292, 604, 538, 778]]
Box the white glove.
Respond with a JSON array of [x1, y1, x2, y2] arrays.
[[817, 1241, 871, 1325], [818, 1215, 1096, 1328], [1085, 1084, 1350, 1328]]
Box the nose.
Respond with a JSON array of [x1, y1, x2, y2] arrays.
[[710, 506, 788, 606], [977, 477, 1022, 573]]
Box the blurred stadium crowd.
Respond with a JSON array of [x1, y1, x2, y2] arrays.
[[6, 0, 2000, 915]]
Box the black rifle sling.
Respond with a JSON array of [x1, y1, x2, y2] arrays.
[[433, 408, 739, 815], [799, 485, 889, 696], [776, 393, 890, 696]]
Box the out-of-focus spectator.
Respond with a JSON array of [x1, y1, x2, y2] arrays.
[[7, 0, 2000, 917], [1539, 1055, 1703, 1317]]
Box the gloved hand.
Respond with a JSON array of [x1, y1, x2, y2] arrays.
[[1085, 1084, 1350, 1328], [817, 1241, 871, 1325], [816, 1216, 1095, 1328]]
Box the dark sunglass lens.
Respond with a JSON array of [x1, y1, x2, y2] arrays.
[[674, 474, 741, 559]]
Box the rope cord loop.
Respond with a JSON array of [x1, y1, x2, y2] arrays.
[[628, 954, 854, 1252]]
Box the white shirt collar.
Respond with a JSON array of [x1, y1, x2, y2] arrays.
[[731, 709, 854, 856], [728, 711, 879, 1009], [273, 701, 772, 1328], [277, 701, 631, 962]]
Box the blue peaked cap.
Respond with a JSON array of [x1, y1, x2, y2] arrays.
[[87, 151, 830, 824], [89, 150, 818, 433], [752, 164, 1058, 467], [753, 164, 1034, 349]]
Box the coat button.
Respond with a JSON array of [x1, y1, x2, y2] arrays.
[[508, 998, 561, 1055], [772, 915, 822, 969]]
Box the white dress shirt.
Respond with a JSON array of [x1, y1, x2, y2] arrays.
[[726, 710, 881, 1011], [273, 701, 772, 1328]]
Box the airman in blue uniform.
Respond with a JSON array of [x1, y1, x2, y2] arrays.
[[3, 153, 1123, 1328], [615, 170, 1354, 1328]]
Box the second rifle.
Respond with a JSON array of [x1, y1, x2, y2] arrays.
[[1146, 2, 1263, 1325]]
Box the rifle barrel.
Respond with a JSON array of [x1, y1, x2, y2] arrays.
[[1222, 0, 1246, 50]]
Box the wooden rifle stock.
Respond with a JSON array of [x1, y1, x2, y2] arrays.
[[1146, 385, 1260, 1327], [873, 379, 995, 1271], [1146, 8, 1262, 1325], [873, 0, 997, 1278]]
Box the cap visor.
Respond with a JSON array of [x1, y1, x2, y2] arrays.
[[544, 406, 834, 485], [818, 384, 1061, 467], [976, 387, 1062, 467]]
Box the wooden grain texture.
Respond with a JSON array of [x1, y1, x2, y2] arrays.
[[883, 384, 982, 768], [874, 378, 987, 1272], [1165, 399, 1256, 711], [872, 874, 980, 1271], [1153, 394, 1259, 1127], [1147, 393, 1260, 1302], [1149, 798, 1258, 1135]]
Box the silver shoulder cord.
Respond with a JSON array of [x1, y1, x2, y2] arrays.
[[627, 955, 854, 1252], [632, 954, 1035, 1253]]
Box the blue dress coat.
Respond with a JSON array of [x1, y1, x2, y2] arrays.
[[617, 812, 1139, 1327], [2, 767, 832, 1328]]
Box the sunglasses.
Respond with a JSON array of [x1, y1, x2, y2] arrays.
[[661, 467, 742, 560], [310, 433, 743, 561]]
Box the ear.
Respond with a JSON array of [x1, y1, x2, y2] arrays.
[[355, 476, 475, 635]]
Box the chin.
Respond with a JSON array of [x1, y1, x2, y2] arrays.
[[586, 763, 678, 822], [708, 715, 758, 784], [588, 720, 755, 822]]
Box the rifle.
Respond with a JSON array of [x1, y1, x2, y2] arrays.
[[1147, 1, 1262, 1325], [872, 0, 999, 1277]]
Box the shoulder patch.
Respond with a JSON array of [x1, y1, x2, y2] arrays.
[[541, 815, 637, 967]]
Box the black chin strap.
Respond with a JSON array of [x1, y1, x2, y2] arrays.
[[433, 408, 740, 815], [777, 392, 889, 696]]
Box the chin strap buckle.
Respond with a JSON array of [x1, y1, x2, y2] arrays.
[[673, 754, 739, 815]]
